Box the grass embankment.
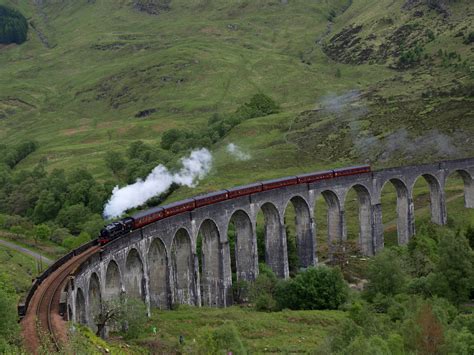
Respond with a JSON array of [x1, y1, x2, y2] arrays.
[[129, 306, 346, 353], [0, 244, 37, 295]]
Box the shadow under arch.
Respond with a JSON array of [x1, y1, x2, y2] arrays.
[[124, 248, 145, 302], [344, 184, 374, 256], [171, 228, 196, 305], [104, 260, 121, 301], [88, 272, 101, 332], [75, 288, 86, 325], [148, 237, 170, 309], [381, 178, 412, 246], [283, 196, 315, 270], [197, 219, 228, 307], [259, 202, 288, 278], [228, 210, 258, 281]]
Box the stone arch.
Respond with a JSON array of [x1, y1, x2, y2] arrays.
[[446, 169, 474, 209], [320, 190, 344, 259], [284, 196, 315, 269], [104, 260, 121, 301], [228, 210, 258, 281], [259, 202, 288, 278], [75, 288, 86, 325], [196, 219, 225, 307], [88, 273, 101, 331], [412, 174, 446, 226], [171, 228, 196, 305], [381, 178, 412, 246], [344, 184, 374, 256], [124, 248, 145, 301], [148, 238, 170, 309]]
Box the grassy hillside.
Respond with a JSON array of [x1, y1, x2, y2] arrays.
[[0, 0, 471, 199]]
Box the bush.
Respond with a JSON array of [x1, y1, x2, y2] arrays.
[[249, 264, 279, 311], [364, 249, 407, 301], [275, 266, 348, 310], [0, 5, 28, 44], [198, 322, 247, 354], [429, 232, 474, 305]]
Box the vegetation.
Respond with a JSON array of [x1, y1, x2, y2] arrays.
[[0, 5, 27, 44]]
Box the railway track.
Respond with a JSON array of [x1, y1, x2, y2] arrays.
[[21, 245, 100, 354]]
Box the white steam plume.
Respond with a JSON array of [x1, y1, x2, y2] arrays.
[[103, 148, 212, 219], [226, 143, 251, 161]]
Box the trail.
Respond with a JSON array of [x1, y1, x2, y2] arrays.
[[0, 238, 53, 265]]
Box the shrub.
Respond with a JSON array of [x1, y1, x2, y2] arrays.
[[364, 249, 407, 301], [198, 322, 247, 354], [275, 266, 348, 310]]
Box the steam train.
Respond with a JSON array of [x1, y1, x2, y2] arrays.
[[98, 165, 371, 245]]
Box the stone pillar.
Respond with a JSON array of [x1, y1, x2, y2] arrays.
[[464, 177, 474, 208], [407, 197, 415, 239], [328, 209, 345, 260], [430, 188, 447, 226], [280, 222, 290, 279], [371, 203, 384, 254], [193, 253, 201, 307], [220, 240, 233, 307], [295, 216, 317, 268]]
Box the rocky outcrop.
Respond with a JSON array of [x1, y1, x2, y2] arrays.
[[133, 0, 171, 15]]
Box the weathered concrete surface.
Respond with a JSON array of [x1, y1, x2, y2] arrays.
[[67, 158, 474, 326]]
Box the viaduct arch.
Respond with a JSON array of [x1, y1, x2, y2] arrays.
[[66, 158, 474, 324]]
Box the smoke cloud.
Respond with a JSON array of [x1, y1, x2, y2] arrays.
[[103, 148, 212, 219], [226, 143, 251, 161]]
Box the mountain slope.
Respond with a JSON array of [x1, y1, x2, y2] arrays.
[[0, 0, 472, 195]]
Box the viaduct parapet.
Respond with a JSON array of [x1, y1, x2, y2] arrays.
[[66, 158, 474, 332]]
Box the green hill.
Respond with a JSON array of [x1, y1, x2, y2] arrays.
[[0, 0, 472, 195]]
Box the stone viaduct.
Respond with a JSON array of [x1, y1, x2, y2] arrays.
[[66, 158, 474, 331]]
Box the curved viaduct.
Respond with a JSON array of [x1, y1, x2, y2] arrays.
[[66, 158, 474, 332]]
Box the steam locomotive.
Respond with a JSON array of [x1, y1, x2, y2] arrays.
[[98, 165, 371, 245]]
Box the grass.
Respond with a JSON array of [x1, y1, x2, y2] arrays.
[[0, 244, 38, 296], [129, 305, 346, 353]]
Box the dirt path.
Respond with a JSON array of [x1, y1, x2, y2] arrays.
[[0, 238, 53, 265]]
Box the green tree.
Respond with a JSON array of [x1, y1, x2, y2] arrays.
[[104, 151, 126, 176], [430, 232, 474, 305], [276, 266, 348, 310], [56, 204, 91, 234], [33, 191, 61, 223], [35, 224, 51, 241], [364, 249, 407, 301]]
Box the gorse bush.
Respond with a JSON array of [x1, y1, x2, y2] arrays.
[[0, 5, 28, 44]]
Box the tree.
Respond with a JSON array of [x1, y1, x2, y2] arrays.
[[104, 151, 125, 176], [415, 303, 444, 355], [430, 232, 474, 305], [364, 249, 407, 301], [56, 204, 91, 234], [276, 266, 348, 310], [35, 224, 51, 241], [33, 191, 61, 223]]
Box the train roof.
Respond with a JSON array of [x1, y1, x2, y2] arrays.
[[227, 182, 263, 192], [333, 165, 370, 173], [297, 170, 333, 178], [163, 198, 195, 209], [263, 175, 298, 184], [194, 190, 228, 200], [132, 206, 164, 219]]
